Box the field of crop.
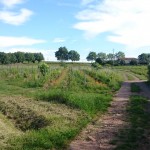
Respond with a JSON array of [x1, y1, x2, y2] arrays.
[[0, 64, 147, 149]]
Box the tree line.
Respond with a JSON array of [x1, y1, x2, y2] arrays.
[[0, 52, 44, 64], [86, 51, 150, 65]]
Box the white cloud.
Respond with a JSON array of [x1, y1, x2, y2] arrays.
[[0, 9, 33, 25], [0, 0, 24, 8], [52, 38, 66, 43], [0, 36, 46, 48], [0, 0, 33, 25], [74, 0, 150, 48]]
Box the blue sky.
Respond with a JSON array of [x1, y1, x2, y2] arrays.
[[0, 0, 150, 61]]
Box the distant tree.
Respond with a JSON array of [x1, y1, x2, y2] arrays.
[[115, 51, 125, 60], [130, 59, 138, 65], [138, 53, 150, 65], [14, 52, 25, 63], [68, 50, 80, 62], [0, 52, 5, 64], [55, 47, 68, 62], [34, 53, 44, 63], [8, 53, 17, 64], [97, 52, 107, 63], [25, 53, 35, 63], [95, 57, 103, 65], [86, 52, 96, 62], [107, 53, 114, 60]]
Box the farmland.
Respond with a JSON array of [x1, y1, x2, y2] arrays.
[[0, 64, 148, 149]]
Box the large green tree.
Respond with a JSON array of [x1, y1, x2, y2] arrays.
[[138, 53, 150, 65], [68, 50, 80, 62], [55, 47, 68, 61], [14, 52, 25, 63], [86, 51, 97, 62], [34, 53, 44, 63]]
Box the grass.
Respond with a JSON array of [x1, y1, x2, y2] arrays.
[[0, 64, 123, 149], [114, 95, 150, 150], [131, 83, 141, 92]]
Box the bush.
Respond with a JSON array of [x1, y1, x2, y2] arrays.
[[38, 62, 49, 76], [148, 65, 150, 81]]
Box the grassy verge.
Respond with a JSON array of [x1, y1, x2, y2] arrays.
[[115, 95, 150, 150]]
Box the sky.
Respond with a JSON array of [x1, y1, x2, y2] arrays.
[[0, 0, 150, 61]]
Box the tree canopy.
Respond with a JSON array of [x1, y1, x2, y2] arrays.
[[55, 47, 68, 61], [68, 50, 80, 62], [86, 52, 97, 62], [0, 52, 44, 64]]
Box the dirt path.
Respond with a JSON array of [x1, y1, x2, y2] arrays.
[[69, 76, 150, 150], [69, 81, 132, 150]]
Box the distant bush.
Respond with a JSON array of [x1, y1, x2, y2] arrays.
[[38, 62, 49, 76]]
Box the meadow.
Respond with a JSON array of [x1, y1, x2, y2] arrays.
[[0, 63, 148, 149]]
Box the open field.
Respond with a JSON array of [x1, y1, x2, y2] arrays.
[[0, 63, 148, 149]]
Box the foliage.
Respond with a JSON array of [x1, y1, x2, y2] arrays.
[[55, 46, 68, 61], [97, 52, 107, 63], [0, 52, 44, 64], [138, 53, 150, 65], [86, 51, 97, 62], [130, 59, 138, 65], [91, 62, 103, 69], [115, 51, 125, 60], [38, 62, 49, 76], [68, 50, 80, 62]]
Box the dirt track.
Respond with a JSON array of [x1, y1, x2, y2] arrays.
[[69, 79, 150, 150]]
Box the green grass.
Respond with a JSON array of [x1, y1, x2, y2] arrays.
[[114, 95, 150, 150], [131, 83, 141, 92], [0, 64, 122, 149]]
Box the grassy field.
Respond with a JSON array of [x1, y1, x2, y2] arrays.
[[0, 64, 148, 149]]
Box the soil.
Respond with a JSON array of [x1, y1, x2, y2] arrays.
[[69, 78, 150, 150]]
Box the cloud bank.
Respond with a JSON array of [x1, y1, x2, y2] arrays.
[[0, 36, 46, 48], [0, 0, 33, 25], [74, 0, 150, 49]]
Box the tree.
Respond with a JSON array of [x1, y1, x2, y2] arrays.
[[97, 52, 107, 63], [8, 53, 17, 63], [138, 53, 150, 65], [86, 52, 96, 62], [25, 53, 35, 63], [95, 57, 103, 65], [14, 52, 25, 63], [34, 53, 44, 63], [107, 53, 114, 60], [130, 59, 138, 65], [115, 51, 125, 60], [55, 47, 68, 62], [68, 50, 80, 62]]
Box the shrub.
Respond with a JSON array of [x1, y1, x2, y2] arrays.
[[38, 62, 49, 76]]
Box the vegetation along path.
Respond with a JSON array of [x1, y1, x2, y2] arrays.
[[70, 76, 150, 150], [69, 81, 132, 150]]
